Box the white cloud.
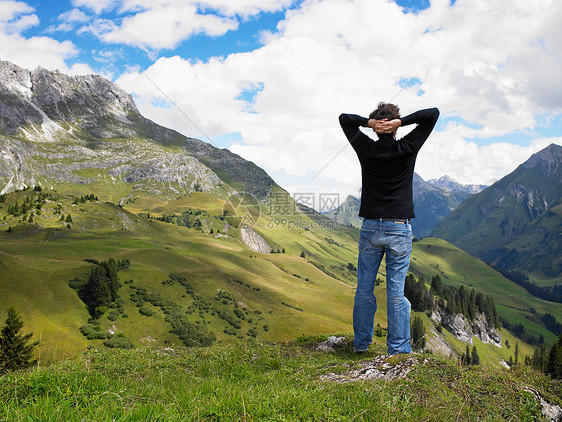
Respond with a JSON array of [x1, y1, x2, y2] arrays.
[[0, 1, 94, 75], [72, 0, 117, 14], [110, 0, 562, 196], [0, 0, 33, 21], [77, 0, 295, 51], [47, 8, 91, 33], [94, 4, 238, 50], [196, 0, 294, 17], [416, 132, 561, 185], [0, 0, 38, 33], [59, 8, 90, 23]]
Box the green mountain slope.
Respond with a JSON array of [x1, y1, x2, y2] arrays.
[[1, 188, 557, 364], [432, 143, 562, 284], [0, 189, 361, 361], [410, 238, 562, 345]]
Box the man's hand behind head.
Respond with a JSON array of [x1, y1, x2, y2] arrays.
[[368, 118, 401, 135]]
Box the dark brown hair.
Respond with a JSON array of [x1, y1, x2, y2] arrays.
[[369, 102, 400, 120]]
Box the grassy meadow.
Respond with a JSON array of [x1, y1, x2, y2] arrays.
[[0, 188, 560, 367]]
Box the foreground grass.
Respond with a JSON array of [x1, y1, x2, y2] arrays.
[[1, 339, 560, 421]]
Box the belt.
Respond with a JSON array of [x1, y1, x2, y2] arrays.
[[370, 218, 409, 224]]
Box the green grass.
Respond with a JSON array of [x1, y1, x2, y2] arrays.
[[0, 340, 560, 421], [0, 190, 358, 360]]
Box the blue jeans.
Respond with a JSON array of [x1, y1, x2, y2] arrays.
[[353, 219, 413, 355]]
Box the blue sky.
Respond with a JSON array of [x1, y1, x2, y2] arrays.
[[1, 0, 560, 202]]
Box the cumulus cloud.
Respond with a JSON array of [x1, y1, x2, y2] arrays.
[[88, 4, 239, 50], [46, 8, 91, 33], [72, 0, 118, 15], [75, 0, 294, 51], [116, 0, 561, 195], [0, 0, 38, 33], [0, 1, 94, 75], [59, 8, 90, 24]]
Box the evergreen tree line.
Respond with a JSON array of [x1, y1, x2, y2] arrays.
[[527, 334, 562, 379], [540, 312, 562, 336], [404, 274, 500, 328], [70, 258, 129, 318], [499, 308, 562, 345], [4, 190, 51, 217], [491, 264, 562, 303], [0, 308, 38, 374], [73, 194, 99, 204], [500, 318, 544, 347]]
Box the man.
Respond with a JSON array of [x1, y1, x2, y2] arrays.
[[339, 103, 439, 355]]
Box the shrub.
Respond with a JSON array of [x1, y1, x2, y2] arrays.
[[104, 336, 134, 349], [79, 324, 110, 340], [107, 311, 119, 321], [139, 307, 154, 316]]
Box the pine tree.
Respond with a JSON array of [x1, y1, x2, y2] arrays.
[[65, 214, 72, 223], [430, 275, 443, 297], [0, 308, 38, 373], [547, 342, 562, 379], [411, 316, 426, 351], [514, 342, 519, 366], [468, 290, 476, 320], [462, 344, 471, 366], [471, 345, 480, 365]]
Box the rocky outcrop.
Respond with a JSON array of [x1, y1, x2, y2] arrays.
[[321, 355, 428, 383], [314, 336, 348, 352], [240, 226, 271, 254], [431, 308, 501, 347], [523, 387, 562, 422], [0, 60, 280, 200]]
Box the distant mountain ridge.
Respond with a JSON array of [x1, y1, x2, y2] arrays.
[[431, 143, 562, 283], [0, 60, 277, 200], [325, 173, 482, 237], [427, 175, 487, 195]]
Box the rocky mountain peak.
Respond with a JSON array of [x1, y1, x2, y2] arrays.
[[0, 61, 33, 98], [413, 172, 439, 192], [0, 59, 279, 200], [521, 143, 561, 176], [427, 174, 487, 194], [0, 61, 139, 138], [29, 65, 139, 115]]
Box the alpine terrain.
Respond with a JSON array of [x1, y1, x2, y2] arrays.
[[432, 143, 562, 285], [0, 60, 560, 376]]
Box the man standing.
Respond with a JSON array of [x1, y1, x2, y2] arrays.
[[339, 103, 439, 354]]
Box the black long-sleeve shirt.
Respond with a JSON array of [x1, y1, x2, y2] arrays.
[[339, 108, 439, 219]]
